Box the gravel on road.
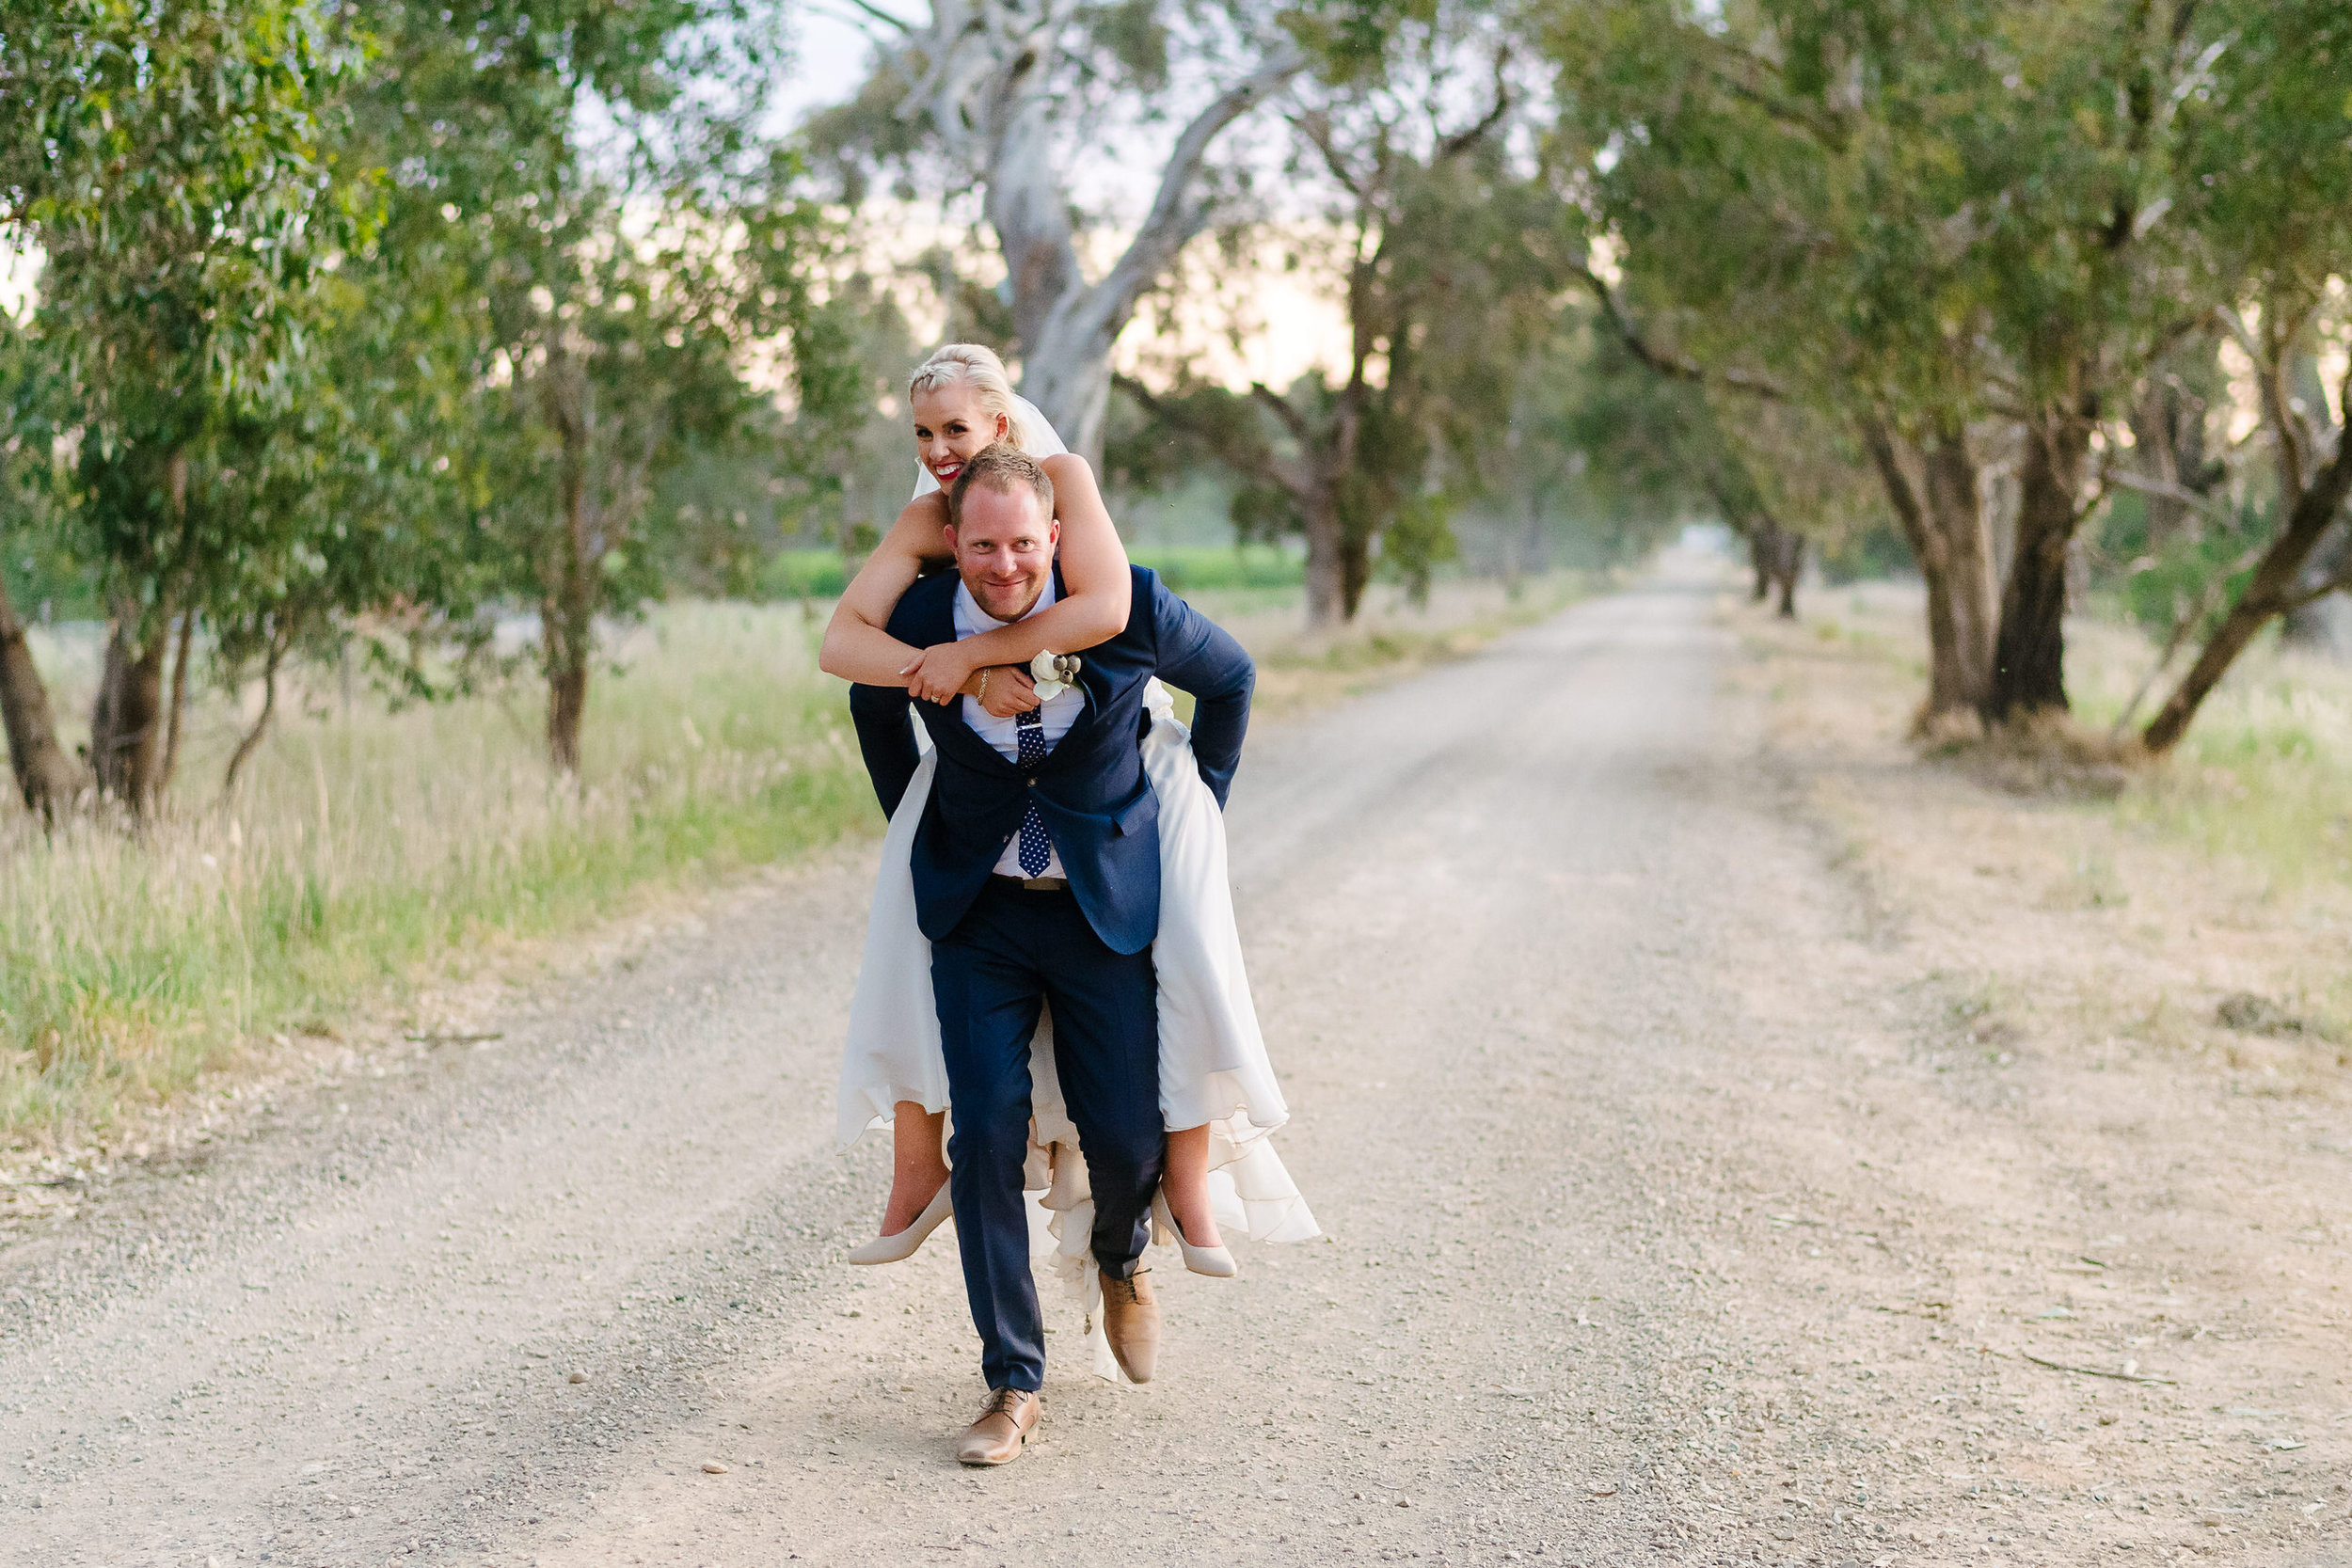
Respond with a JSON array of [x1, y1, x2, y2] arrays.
[[2, 561, 2339, 1567]]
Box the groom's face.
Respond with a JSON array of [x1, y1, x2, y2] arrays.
[[948, 483, 1059, 624]]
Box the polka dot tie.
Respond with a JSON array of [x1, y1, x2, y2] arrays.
[[1015, 708, 1052, 877]]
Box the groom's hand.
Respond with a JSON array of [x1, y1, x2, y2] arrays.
[[974, 666, 1041, 718]]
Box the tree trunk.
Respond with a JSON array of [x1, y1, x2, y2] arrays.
[[1765, 520, 1803, 618], [538, 340, 602, 774], [1925, 429, 1996, 704], [908, 2, 1302, 465], [2281, 524, 2352, 651], [546, 602, 590, 774], [90, 609, 170, 813], [2143, 413, 2352, 754], [1983, 412, 2092, 724], [222, 620, 294, 796], [1864, 421, 1972, 722], [160, 610, 196, 796], [1748, 523, 1774, 603], [544, 518, 597, 769], [0, 571, 85, 818], [1303, 488, 1344, 627]]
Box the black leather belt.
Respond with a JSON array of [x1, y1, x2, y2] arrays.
[[990, 873, 1070, 892]]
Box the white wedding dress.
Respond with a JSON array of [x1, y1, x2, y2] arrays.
[[834, 398, 1319, 1377]]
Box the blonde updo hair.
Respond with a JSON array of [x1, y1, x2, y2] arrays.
[[907, 343, 1024, 450]]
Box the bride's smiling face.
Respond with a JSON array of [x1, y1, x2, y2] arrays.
[[912, 384, 1011, 488]]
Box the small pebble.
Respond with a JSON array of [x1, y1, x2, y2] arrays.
[[702, 1462, 729, 1475], [566, 1371, 587, 1384]]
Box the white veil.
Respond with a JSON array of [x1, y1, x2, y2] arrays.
[[911, 395, 1069, 499]]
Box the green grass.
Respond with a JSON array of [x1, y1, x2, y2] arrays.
[[1129, 545, 1305, 593], [2, 574, 1597, 1148], [2065, 617, 2352, 895], [759, 549, 855, 600], [755, 544, 1307, 602], [2, 604, 879, 1145], [1818, 583, 2352, 897]]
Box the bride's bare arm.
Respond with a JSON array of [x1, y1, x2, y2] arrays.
[[898, 453, 1131, 705], [817, 496, 951, 687]]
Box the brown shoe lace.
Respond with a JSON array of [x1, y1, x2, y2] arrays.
[[980, 1387, 1033, 1419], [1102, 1269, 1154, 1306]]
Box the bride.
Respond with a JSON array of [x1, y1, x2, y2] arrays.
[[820, 344, 1316, 1319]]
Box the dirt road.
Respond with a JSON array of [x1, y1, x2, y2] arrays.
[[5, 560, 2344, 1567]]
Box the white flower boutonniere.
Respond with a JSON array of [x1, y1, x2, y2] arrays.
[[1029, 650, 1082, 701]]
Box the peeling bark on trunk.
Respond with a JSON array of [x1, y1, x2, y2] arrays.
[[903, 4, 1303, 463], [2281, 524, 2352, 650], [0, 572, 84, 818], [1984, 412, 2093, 724]]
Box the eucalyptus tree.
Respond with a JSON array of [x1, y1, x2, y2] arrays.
[[2, 0, 367, 815], [0, 325, 85, 816], [802, 0, 1307, 464], [1539, 0, 2010, 721], [1116, 15, 1572, 622], [1539, 0, 2233, 728], [2133, 0, 2352, 754], [361, 0, 834, 771]]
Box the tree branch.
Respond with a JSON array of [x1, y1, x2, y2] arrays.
[[2103, 467, 2235, 530], [1288, 108, 1366, 198], [1113, 372, 1305, 499], [1435, 52, 1512, 163], [1571, 263, 1787, 400], [815, 0, 914, 36], [1247, 381, 1314, 449], [1091, 45, 1310, 325]]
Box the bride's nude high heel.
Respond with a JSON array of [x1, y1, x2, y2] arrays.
[[1152, 1188, 1237, 1278], [848, 1181, 952, 1265]]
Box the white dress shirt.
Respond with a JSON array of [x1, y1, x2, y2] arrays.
[[955, 577, 1083, 879]]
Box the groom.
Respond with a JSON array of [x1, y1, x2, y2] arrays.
[[847, 443, 1256, 1465]]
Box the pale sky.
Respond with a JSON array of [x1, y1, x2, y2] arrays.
[[0, 9, 1349, 390], [775, 4, 1352, 392]]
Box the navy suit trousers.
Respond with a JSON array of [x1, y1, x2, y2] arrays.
[[930, 879, 1163, 1393]]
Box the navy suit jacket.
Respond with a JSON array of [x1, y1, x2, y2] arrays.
[[849, 565, 1254, 956]]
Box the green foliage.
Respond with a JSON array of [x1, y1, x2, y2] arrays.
[[1131, 546, 1306, 593], [14, 0, 375, 645], [0, 604, 878, 1139]]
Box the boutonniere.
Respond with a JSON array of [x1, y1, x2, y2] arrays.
[[1030, 650, 1082, 700]]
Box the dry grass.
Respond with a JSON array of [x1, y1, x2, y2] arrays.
[[2, 603, 873, 1148], [1740, 578, 2352, 1059], [1, 577, 1590, 1152]]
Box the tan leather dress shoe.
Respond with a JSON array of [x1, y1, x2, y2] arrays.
[[956, 1387, 1041, 1465], [1099, 1268, 1160, 1383]]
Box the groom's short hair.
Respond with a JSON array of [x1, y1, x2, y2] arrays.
[[946, 443, 1055, 531]]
